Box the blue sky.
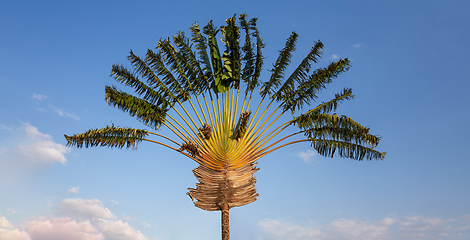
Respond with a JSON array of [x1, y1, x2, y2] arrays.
[[1, 0, 469, 239]]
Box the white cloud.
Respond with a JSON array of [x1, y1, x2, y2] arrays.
[[0, 216, 31, 240], [68, 187, 80, 194], [395, 216, 469, 239], [52, 199, 148, 240], [259, 219, 321, 239], [353, 43, 362, 48], [13, 123, 69, 165], [95, 219, 148, 240], [323, 218, 389, 239], [0, 123, 69, 180], [0, 217, 15, 229], [24, 217, 103, 240], [297, 150, 317, 163], [331, 54, 339, 60], [31, 94, 47, 101], [258, 215, 470, 240], [55, 198, 115, 220], [1, 199, 150, 240]]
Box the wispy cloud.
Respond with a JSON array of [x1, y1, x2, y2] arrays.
[[0, 198, 149, 240], [297, 150, 317, 163], [0, 124, 13, 131], [49, 104, 80, 120], [35, 107, 48, 112], [353, 43, 362, 48], [31, 93, 80, 120], [31, 94, 47, 101], [331, 54, 340, 60], [258, 215, 470, 240]]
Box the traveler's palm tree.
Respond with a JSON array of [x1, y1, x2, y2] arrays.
[[65, 15, 385, 240]]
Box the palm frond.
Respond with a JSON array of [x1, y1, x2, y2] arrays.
[[105, 85, 167, 129], [293, 113, 368, 133], [239, 14, 254, 88], [64, 125, 148, 149], [260, 32, 298, 98], [146, 49, 189, 101], [173, 32, 210, 93], [249, 17, 264, 94], [157, 38, 195, 93], [293, 112, 381, 148], [111, 62, 172, 108], [203, 21, 226, 94], [220, 15, 241, 89], [304, 88, 354, 115], [304, 126, 380, 148], [190, 22, 213, 79], [287, 58, 351, 111], [273, 41, 324, 111], [309, 139, 385, 160]]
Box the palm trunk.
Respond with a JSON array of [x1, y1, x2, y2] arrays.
[[188, 164, 259, 239], [221, 206, 230, 240]]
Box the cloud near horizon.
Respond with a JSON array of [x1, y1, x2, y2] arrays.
[[55, 198, 115, 220], [0, 216, 31, 240], [258, 215, 470, 240], [0, 198, 148, 240]]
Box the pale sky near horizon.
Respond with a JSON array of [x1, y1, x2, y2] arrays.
[[1, 1, 469, 239]]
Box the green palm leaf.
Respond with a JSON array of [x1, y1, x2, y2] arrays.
[[111, 63, 171, 108], [250, 17, 264, 94], [105, 85, 167, 129], [173, 32, 210, 93], [274, 41, 324, 111], [203, 21, 225, 94], [304, 87, 355, 115], [260, 31, 298, 98], [310, 139, 385, 160], [146, 49, 189, 101], [287, 58, 351, 111], [190, 22, 213, 79], [65, 125, 148, 149]]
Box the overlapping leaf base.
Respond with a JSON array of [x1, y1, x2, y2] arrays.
[[188, 163, 259, 211]]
